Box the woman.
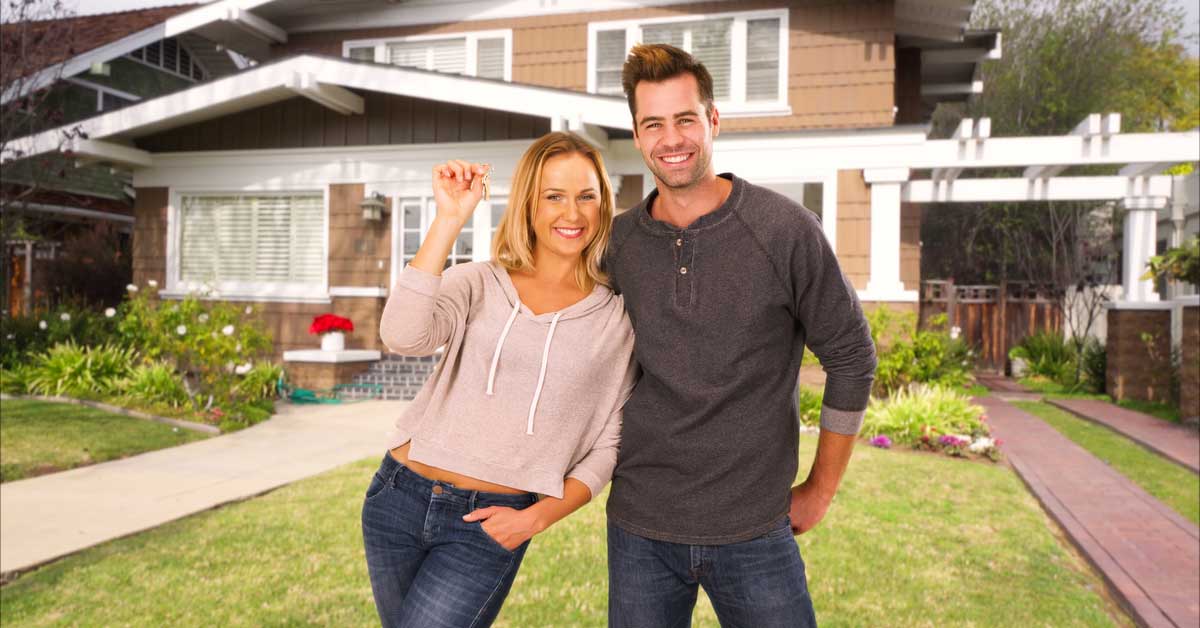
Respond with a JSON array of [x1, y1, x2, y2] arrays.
[[362, 131, 636, 628]]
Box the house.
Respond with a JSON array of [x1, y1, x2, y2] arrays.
[[0, 4, 246, 315], [5, 0, 1195, 399]]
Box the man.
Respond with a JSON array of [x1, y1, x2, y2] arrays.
[[604, 44, 877, 627]]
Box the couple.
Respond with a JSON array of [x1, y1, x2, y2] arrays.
[[362, 44, 877, 628]]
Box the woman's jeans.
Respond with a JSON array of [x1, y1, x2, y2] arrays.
[[361, 452, 539, 628]]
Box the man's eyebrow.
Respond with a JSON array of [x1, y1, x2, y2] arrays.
[[638, 110, 700, 125]]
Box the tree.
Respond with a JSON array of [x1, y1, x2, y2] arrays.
[[1, 0, 87, 314]]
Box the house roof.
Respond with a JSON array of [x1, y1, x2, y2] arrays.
[[0, 4, 201, 84], [4, 54, 631, 165]]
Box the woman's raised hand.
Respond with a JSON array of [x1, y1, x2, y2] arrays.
[[432, 160, 489, 226]]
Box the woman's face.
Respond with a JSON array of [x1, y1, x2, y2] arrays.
[[531, 152, 603, 263]]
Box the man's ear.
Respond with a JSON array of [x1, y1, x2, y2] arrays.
[[710, 104, 721, 138]]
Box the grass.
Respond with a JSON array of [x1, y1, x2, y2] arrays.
[[1013, 401, 1200, 525], [0, 439, 1130, 627], [1017, 378, 1183, 423], [1115, 399, 1182, 424], [0, 399, 209, 483]]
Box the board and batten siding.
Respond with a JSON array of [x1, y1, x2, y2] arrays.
[[134, 92, 552, 152], [272, 0, 896, 131]]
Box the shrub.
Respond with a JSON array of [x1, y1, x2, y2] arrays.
[[25, 342, 137, 398], [871, 312, 975, 396], [798, 386, 823, 427], [1080, 338, 1107, 394], [120, 362, 190, 408], [0, 304, 123, 369], [0, 364, 30, 394], [233, 363, 283, 403], [862, 384, 989, 449], [217, 398, 276, 432], [1019, 332, 1076, 382]]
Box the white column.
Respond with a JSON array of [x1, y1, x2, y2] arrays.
[[863, 168, 913, 301], [1121, 196, 1167, 303]]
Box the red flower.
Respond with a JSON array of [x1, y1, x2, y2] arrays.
[[309, 313, 354, 335]]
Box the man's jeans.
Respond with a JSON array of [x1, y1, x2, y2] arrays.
[[607, 518, 817, 628], [361, 452, 538, 628]]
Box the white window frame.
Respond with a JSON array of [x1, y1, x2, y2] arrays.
[[163, 187, 331, 303], [390, 193, 505, 287], [342, 29, 514, 82], [64, 77, 141, 112], [126, 37, 209, 83], [586, 8, 790, 117], [750, 171, 840, 253]]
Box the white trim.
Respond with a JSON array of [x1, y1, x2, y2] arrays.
[[158, 290, 332, 304], [224, 7, 287, 44], [586, 8, 790, 114], [904, 175, 1176, 203], [342, 29, 513, 82], [282, 349, 381, 363], [856, 289, 920, 303], [6, 55, 632, 163], [63, 77, 142, 104], [68, 139, 153, 168], [166, 186, 330, 302], [16, 202, 134, 224], [329, 286, 388, 297], [1104, 301, 1175, 311], [281, 0, 718, 33]]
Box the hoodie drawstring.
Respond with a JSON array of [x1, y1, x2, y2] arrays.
[[527, 312, 562, 435], [487, 300, 520, 395]]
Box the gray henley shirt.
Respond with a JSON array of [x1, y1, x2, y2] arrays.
[[605, 173, 877, 545]]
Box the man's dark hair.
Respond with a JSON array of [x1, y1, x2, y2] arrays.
[[621, 43, 715, 124]]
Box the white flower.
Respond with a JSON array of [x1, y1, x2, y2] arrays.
[[235, 363, 252, 375], [244, 306, 253, 315], [225, 361, 235, 372], [235, 343, 242, 351], [38, 320, 47, 330], [950, 326, 962, 340], [969, 437, 996, 453], [104, 307, 116, 318], [210, 290, 221, 298], [59, 313, 70, 321], [222, 325, 235, 336], [126, 284, 138, 293], [176, 325, 187, 336], [147, 279, 158, 288], [5, 334, 13, 340], [198, 313, 209, 323]]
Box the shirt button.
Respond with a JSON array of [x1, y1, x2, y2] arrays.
[[432, 485, 444, 495], [680, 267, 688, 275], [676, 238, 683, 247]]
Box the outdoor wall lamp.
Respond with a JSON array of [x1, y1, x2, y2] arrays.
[[360, 192, 388, 221]]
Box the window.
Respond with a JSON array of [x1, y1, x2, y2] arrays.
[[589, 10, 788, 114], [395, 196, 507, 271], [343, 31, 511, 81], [176, 193, 326, 295], [128, 37, 207, 82], [65, 77, 140, 113]]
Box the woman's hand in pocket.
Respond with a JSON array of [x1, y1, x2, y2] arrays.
[[463, 505, 545, 551]]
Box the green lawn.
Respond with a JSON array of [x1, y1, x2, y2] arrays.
[[0, 438, 1129, 627], [1014, 401, 1200, 525], [0, 399, 209, 483]]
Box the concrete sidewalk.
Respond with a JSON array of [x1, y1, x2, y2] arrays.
[[981, 396, 1200, 628], [1047, 398, 1200, 474], [0, 400, 405, 577]]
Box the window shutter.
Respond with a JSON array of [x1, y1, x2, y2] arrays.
[[180, 194, 325, 287], [689, 19, 732, 100], [388, 41, 429, 69], [595, 29, 626, 95], [746, 18, 781, 101], [476, 38, 505, 79], [430, 38, 467, 74]]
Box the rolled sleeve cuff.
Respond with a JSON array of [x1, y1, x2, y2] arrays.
[[566, 467, 607, 501], [819, 404, 865, 435]]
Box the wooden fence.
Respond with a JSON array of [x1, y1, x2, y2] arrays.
[[919, 280, 1063, 372]]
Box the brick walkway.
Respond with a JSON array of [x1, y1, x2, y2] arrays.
[[1047, 398, 1200, 474], [980, 396, 1200, 627], [975, 372, 1030, 393]]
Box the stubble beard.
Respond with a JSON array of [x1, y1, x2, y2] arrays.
[[649, 144, 712, 191]]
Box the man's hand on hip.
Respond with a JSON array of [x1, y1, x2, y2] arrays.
[[788, 481, 833, 535]]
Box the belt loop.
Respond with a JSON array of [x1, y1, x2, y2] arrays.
[[387, 457, 404, 488], [468, 491, 478, 513]]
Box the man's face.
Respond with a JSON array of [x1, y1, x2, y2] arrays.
[[631, 73, 719, 191]]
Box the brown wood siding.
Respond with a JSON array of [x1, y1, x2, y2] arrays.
[[132, 187, 168, 288], [134, 93, 552, 152], [273, 0, 895, 132], [901, 201, 920, 289], [328, 183, 391, 289], [836, 169, 869, 290]]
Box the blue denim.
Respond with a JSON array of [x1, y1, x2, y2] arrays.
[[607, 518, 817, 628], [361, 452, 539, 628]]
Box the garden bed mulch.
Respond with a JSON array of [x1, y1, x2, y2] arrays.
[[0, 394, 220, 435]]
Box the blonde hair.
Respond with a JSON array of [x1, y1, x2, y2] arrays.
[[491, 131, 614, 290]]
